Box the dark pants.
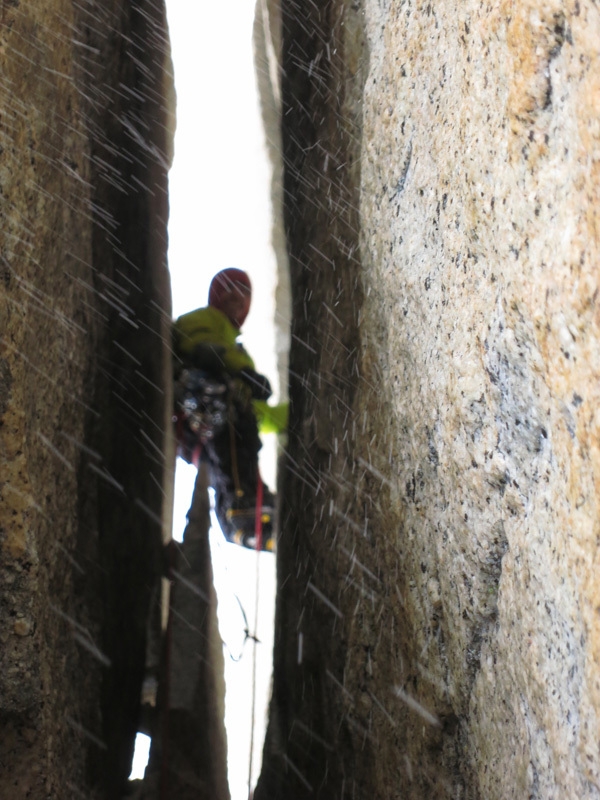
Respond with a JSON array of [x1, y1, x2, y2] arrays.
[[174, 366, 273, 542], [201, 392, 263, 538]]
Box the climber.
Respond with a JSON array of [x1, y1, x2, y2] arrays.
[[172, 268, 287, 551]]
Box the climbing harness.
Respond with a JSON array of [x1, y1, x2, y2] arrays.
[[174, 369, 228, 467], [175, 368, 275, 551]]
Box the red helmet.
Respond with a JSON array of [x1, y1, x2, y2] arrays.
[[208, 268, 252, 328]]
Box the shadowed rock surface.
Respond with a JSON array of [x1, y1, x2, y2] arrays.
[[0, 2, 173, 797]]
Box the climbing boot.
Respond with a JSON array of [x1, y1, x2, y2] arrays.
[[226, 504, 275, 552]]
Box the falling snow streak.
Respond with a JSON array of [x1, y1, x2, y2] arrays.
[[393, 687, 441, 728], [306, 579, 344, 619]]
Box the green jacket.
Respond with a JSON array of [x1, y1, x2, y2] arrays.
[[173, 305, 288, 435], [173, 305, 255, 373]]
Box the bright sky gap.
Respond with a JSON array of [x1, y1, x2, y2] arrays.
[[129, 1, 278, 796]]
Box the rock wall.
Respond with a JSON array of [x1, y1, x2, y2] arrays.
[[3, 0, 599, 796], [256, 0, 600, 798], [140, 466, 229, 800], [0, 2, 173, 798], [254, 0, 291, 400]]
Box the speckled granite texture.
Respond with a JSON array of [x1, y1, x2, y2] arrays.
[[257, 0, 600, 797], [359, 0, 600, 795]]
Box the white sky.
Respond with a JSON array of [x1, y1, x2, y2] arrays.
[[167, 0, 279, 396], [161, 1, 278, 798]]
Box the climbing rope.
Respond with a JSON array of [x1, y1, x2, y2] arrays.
[[228, 392, 244, 499], [160, 539, 177, 800], [247, 473, 264, 798]]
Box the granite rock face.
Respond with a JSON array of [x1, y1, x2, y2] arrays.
[[0, 2, 173, 797], [140, 467, 229, 800], [257, 0, 600, 798]]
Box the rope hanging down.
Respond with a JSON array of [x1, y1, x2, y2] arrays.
[[247, 472, 264, 798]]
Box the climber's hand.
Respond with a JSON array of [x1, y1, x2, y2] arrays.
[[239, 368, 272, 401]]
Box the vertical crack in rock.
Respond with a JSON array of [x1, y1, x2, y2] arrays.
[[255, 0, 370, 797], [465, 519, 508, 683]]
